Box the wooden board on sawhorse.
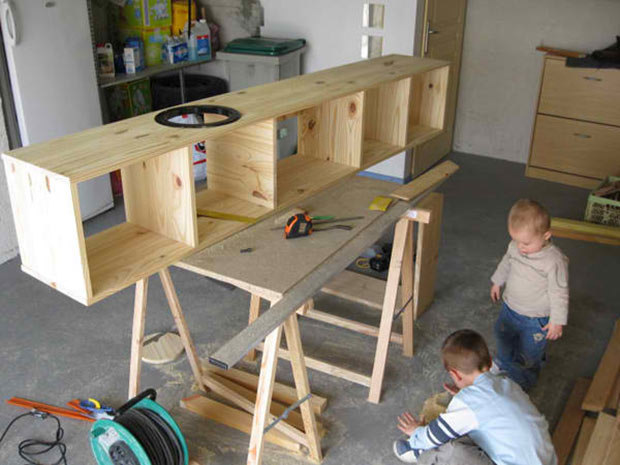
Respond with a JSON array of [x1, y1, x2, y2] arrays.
[[127, 267, 324, 464], [250, 193, 443, 403]]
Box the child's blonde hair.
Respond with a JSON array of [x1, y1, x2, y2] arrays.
[[508, 199, 550, 235]]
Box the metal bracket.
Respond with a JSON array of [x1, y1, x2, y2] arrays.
[[263, 393, 312, 434]]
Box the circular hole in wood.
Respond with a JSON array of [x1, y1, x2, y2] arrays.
[[155, 105, 241, 128]]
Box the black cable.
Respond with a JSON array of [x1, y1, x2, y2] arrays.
[[0, 410, 67, 465], [115, 407, 184, 465]]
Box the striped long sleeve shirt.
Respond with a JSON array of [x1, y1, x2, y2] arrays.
[[408, 373, 557, 465]]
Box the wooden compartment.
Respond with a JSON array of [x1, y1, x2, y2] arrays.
[[4, 147, 198, 305], [3, 55, 450, 305], [407, 66, 449, 145]]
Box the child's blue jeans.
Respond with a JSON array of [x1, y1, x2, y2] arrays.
[[494, 302, 548, 391]]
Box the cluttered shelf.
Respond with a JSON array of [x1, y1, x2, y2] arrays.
[[98, 56, 214, 88]]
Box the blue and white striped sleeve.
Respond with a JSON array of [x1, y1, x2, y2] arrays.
[[408, 397, 478, 454]]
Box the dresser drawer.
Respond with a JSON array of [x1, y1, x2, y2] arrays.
[[530, 115, 620, 179], [539, 57, 620, 126]]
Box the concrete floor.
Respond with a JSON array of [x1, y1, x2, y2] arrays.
[[0, 152, 617, 464]]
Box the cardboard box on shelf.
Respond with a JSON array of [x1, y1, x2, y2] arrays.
[[105, 78, 152, 122], [118, 26, 171, 67], [120, 0, 172, 28]]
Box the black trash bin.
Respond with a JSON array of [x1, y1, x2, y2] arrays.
[[151, 74, 228, 110]]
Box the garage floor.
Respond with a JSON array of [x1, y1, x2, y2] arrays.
[[0, 152, 617, 464]]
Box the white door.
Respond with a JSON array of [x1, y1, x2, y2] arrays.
[[0, 0, 112, 220]]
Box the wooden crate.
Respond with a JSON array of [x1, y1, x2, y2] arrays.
[[2, 55, 449, 305]]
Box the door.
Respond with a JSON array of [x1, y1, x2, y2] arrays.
[[411, 0, 467, 177]]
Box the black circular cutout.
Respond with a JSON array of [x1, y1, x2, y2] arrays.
[[154, 105, 241, 128]]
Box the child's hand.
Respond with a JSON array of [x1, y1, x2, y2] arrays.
[[443, 383, 460, 395], [397, 412, 423, 436], [542, 323, 563, 340], [490, 284, 501, 303]]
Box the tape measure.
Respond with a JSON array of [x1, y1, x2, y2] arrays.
[[284, 213, 313, 239]]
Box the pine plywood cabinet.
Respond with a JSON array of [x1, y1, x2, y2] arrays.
[[526, 55, 620, 188], [2, 55, 449, 305]]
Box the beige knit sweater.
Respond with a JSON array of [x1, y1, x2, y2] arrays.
[[491, 241, 569, 325]]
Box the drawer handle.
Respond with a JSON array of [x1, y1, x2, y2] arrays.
[[583, 76, 602, 82], [573, 133, 592, 139]]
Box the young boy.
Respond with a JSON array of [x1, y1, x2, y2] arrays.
[[491, 199, 569, 391], [393, 330, 557, 465]]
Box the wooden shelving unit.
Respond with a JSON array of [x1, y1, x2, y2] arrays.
[[2, 54, 449, 305]]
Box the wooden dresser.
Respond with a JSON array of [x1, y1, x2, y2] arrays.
[[526, 55, 620, 188]]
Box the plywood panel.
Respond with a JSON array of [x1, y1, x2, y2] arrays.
[[205, 120, 277, 209], [2, 158, 90, 303], [583, 321, 620, 412], [364, 78, 411, 146], [298, 92, 364, 168], [552, 378, 591, 465], [122, 147, 198, 247]]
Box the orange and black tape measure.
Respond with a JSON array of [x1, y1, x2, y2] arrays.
[[284, 213, 313, 239]]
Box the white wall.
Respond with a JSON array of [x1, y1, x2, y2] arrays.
[[261, 0, 419, 181], [0, 95, 18, 263], [453, 0, 620, 163]]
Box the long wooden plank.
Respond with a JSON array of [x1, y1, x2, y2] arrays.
[[606, 373, 620, 410], [582, 412, 616, 465], [583, 321, 620, 412], [551, 218, 620, 247], [180, 395, 302, 453], [209, 162, 457, 369], [572, 417, 596, 465], [552, 378, 591, 465], [390, 160, 459, 201], [204, 366, 327, 415], [5, 55, 448, 182], [256, 343, 371, 387], [603, 418, 620, 465], [208, 197, 415, 370]]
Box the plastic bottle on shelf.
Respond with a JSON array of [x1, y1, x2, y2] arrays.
[[187, 29, 198, 61], [193, 19, 211, 59]]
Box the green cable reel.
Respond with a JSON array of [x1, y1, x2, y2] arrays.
[[90, 389, 188, 465]]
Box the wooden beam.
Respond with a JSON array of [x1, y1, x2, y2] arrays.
[[582, 412, 616, 465], [128, 278, 148, 399], [246, 294, 262, 362], [283, 314, 323, 462], [180, 395, 302, 453], [552, 378, 591, 465], [572, 417, 596, 465], [248, 325, 283, 465], [204, 366, 327, 415], [401, 220, 415, 357], [202, 373, 308, 447], [159, 268, 205, 390], [551, 218, 620, 247], [582, 321, 620, 412], [368, 218, 409, 403], [390, 160, 459, 201], [256, 343, 371, 387], [303, 308, 404, 344]]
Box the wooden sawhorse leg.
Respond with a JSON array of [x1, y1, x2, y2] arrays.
[[368, 217, 415, 404], [247, 307, 322, 465], [127, 267, 206, 399]]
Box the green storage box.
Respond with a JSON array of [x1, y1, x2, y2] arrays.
[[584, 176, 620, 227], [223, 37, 306, 56], [105, 78, 152, 122]]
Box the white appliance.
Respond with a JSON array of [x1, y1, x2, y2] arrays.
[[1, 0, 113, 220]]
